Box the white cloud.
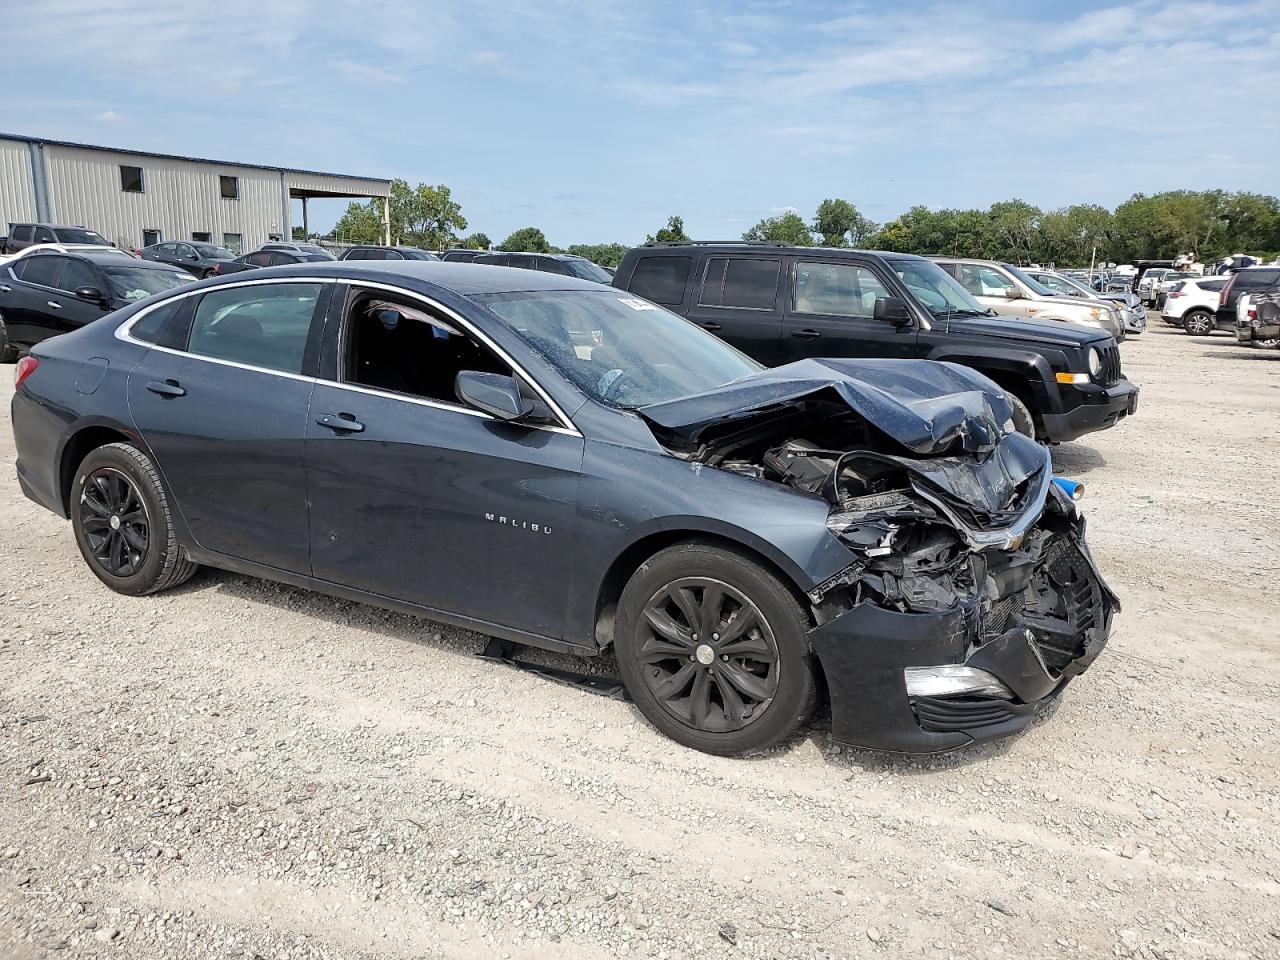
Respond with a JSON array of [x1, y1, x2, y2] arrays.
[[94, 110, 123, 122], [335, 59, 405, 85]]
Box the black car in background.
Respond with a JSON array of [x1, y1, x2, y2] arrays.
[[340, 245, 440, 261], [4, 222, 113, 255], [439, 248, 488, 263], [141, 241, 237, 278], [9, 260, 1114, 755], [1217, 266, 1280, 329], [612, 242, 1138, 443], [260, 242, 336, 260], [210, 249, 335, 275], [473, 251, 612, 283], [0, 250, 189, 361]]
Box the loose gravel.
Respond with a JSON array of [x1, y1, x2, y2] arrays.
[[1, 325, 1278, 959]]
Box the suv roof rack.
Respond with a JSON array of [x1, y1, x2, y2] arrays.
[[640, 240, 790, 248]]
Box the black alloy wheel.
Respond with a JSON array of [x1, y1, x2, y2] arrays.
[[79, 467, 150, 577], [1183, 310, 1213, 336], [616, 543, 817, 755], [637, 577, 780, 732]]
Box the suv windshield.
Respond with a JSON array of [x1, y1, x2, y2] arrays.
[[1003, 264, 1056, 297], [192, 243, 234, 259], [105, 267, 190, 300], [565, 259, 612, 283], [886, 258, 989, 318], [474, 290, 761, 408], [57, 228, 109, 246]]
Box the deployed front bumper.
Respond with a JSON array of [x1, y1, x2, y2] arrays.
[[809, 526, 1115, 753]]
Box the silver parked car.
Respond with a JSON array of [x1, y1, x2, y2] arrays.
[[1023, 268, 1146, 335], [931, 258, 1126, 340]]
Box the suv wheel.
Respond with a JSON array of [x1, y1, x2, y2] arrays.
[[0, 310, 19, 363], [615, 543, 817, 756], [1183, 310, 1213, 336], [70, 443, 198, 596], [1004, 392, 1036, 439]]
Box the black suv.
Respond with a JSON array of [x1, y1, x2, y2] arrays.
[[472, 252, 613, 283], [4, 223, 112, 254], [612, 243, 1139, 443], [340, 245, 440, 261], [1218, 266, 1280, 332]]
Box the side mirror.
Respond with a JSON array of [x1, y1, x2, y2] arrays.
[[455, 371, 534, 421], [74, 285, 106, 303], [1002, 286, 1022, 299], [873, 296, 912, 325], [187, 252, 199, 260]]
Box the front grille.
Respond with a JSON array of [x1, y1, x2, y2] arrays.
[[986, 592, 1025, 636], [1097, 342, 1121, 386], [911, 695, 1017, 733]]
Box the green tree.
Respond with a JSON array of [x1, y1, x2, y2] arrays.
[[646, 215, 691, 244], [461, 232, 492, 250], [811, 198, 878, 247], [566, 242, 629, 268], [498, 226, 551, 252], [742, 211, 813, 245], [332, 200, 385, 244], [332, 179, 468, 249], [988, 199, 1042, 263]]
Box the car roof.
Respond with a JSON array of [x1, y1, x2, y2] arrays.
[[78, 251, 175, 267], [634, 242, 926, 262], [10, 222, 91, 230], [210, 260, 606, 295]]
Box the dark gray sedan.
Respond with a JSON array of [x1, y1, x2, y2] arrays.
[[141, 241, 238, 278], [9, 262, 1115, 755]]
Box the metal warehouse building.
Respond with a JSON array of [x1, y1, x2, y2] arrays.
[[0, 133, 391, 255]]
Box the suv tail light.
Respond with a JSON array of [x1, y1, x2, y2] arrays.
[[1219, 274, 1237, 308], [14, 355, 38, 390]]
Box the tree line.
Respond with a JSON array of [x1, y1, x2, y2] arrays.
[[331, 183, 1280, 268]]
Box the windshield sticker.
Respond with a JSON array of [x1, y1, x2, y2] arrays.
[[616, 297, 657, 311]]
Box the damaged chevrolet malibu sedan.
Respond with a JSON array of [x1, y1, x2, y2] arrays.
[[11, 262, 1116, 755]]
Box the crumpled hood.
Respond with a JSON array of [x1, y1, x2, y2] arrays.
[[639, 358, 1015, 456]]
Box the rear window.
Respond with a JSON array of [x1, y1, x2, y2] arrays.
[[628, 256, 690, 305], [698, 257, 780, 310], [1238, 269, 1280, 291], [1195, 278, 1227, 292]]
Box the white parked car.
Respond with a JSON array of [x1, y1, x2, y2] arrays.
[[0, 242, 135, 267], [1161, 276, 1229, 332]]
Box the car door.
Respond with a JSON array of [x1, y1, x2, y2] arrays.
[[126, 279, 329, 573], [4, 254, 69, 347], [304, 284, 586, 639], [685, 255, 785, 365], [49, 256, 113, 335], [779, 257, 918, 362], [171, 243, 202, 275]]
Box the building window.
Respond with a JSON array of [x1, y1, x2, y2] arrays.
[[222, 233, 242, 255], [120, 165, 144, 193], [142, 229, 162, 247], [220, 175, 239, 200], [192, 232, 211, 242]]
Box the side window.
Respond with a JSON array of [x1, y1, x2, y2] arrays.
[[246, 253, 272, 267], [34, 226, 56, 243], [59, 259, 99, 294], [343, 292, 510, 405], [17, 254, 63, 287], [537, 258, 571, 275], [698, 257, 780, 310], [13, 225, 34, 242], [130, 299, 186, 345], [187, 283, 320, 374], [508, 255, 536, 270], [346, 249, 367, 261], [793, 261, 889, 317], [956, 264, 1011, 296], [629, 257, 691, 305]]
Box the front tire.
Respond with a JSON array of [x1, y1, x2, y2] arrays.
[[71, 443, 197, 595], [1004, 392, 1036, 439], [0, 310, 19, 363], [615, 543, 817, 756], [1183, 310, 1213, 336]]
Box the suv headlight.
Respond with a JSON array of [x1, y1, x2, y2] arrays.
[[1087, 347, 1102, 377]]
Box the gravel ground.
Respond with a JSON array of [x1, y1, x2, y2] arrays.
[[1, 324, 1278, 960]]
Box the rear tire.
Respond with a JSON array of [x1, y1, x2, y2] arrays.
[[615, 543, 817, 756], [70, 442, 197, 596], [0, 311, 19, 363], [1183, 310, 1213, 336]]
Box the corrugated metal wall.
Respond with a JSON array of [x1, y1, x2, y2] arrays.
[[284, 170, 390, 199], [0, 138, 38, 227], [43, 145, 288, 253]]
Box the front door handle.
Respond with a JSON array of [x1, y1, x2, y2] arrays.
[[0, 284, 11, 292], [315, 412, 365, 433], [790, 328, 821, 340], [699, 320, 722, 332], [46, 300, 63, 310], [146, 379, 186, 398]]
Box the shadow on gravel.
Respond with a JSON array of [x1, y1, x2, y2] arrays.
[[1200, 349, 1280, 361], [1051, 443, 1106, 476]]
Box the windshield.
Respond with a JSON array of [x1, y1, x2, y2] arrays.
[[886, 258, 988, 317], [474, 290, 761, 408], [1003, 264, 1056, 297], [1047, 272, 1097, 297], [105, 267, 190, 300], [192, 243, 234, 259], [565, 259, 613, 283], [57, 228, 109, 246], [401, 248, 440, 261]]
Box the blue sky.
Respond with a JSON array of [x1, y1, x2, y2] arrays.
[[3, 0, 1278, 246]]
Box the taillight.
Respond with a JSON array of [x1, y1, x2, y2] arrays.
[[211, 263, 221, 274], [1169, 291, 1184, 298], [14, 355, 38, 390], [1220, 275, 1237, 307]]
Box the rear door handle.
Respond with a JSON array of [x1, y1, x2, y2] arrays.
[[790, 328, 821, 340], [698, 321, 722, 332], [315, 413, 365, 433], [146, 379, 186, 397], [46, 300, 62, 310]]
